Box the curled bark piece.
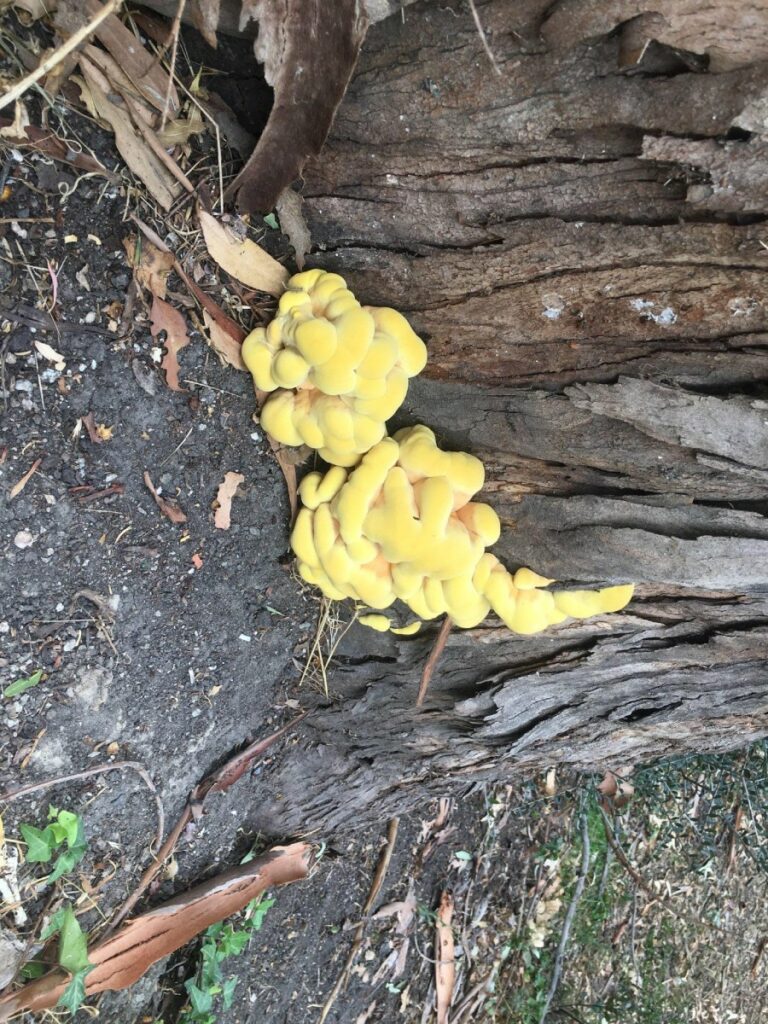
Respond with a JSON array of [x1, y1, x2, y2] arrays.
[[225, 0, 368, 214], [0, 843, 312, 1018]]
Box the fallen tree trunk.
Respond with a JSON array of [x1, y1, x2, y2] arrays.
[[244, 0, 768, 835]]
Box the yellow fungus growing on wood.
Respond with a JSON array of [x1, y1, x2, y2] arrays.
[[242, 269, 427, 466], [291, 426, 634, 635]]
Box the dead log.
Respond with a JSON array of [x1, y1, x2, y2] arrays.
[[241, 0, 768, 835]]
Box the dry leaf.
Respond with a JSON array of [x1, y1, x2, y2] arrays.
[[86, 0, 179, 112], [95, 423, 113, 442], [0, 843, 312, 1018], [143, 471, 187, 525], [202, 309, 246, 371], [228, 0, 367, 214], [33, 340, 65, 369], [80, 56, 179, 211], [9, 458, 41, 499], [190, 0, 222, 48], [199, 209, 288, 296], [435, 890, 455, 1024], [275, 187, 312, 270], [214, 472, 244, 529], [150, 296, 190, 392], [192, 552, 203, 569], [124, 235, 174, 300]]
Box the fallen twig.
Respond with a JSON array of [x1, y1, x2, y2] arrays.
[[107, 713, 306, 932], [416, 615, 452, 706], [0, 760, 164, 852], [598, 805, 651, 893], [319, 816, 400, 1024], [0, 843, 313, 1018], [435, 890, 455, 1024], [0, 0, 124, 113], [539, 813, 591, 1024]]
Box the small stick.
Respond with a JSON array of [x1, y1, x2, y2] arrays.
[[159, 0, 186, 132], [319, 817, 400, 1024], [0, 760, 164, 852], [539, 813, 591, 1024], [0, 0, 124, 113], [106, 714, 306, 931], [416, 615, 452, 706], [598, 805, 650, 892]]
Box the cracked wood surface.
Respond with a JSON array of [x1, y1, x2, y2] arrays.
[[251, 0, 768, 832]]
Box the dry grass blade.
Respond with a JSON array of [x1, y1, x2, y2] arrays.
[[199, 209, 288, 296], [0, 844, 313, 1018]]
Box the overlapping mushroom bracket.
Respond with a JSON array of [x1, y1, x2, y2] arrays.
[[291, 425, 634, 636], [242, 269, 427, 467]]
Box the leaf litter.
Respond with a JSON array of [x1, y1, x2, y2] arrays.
[[150, 295, 190, 392], [214, 471, 245, 530]]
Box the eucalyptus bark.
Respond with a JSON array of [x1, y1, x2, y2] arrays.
[[245, 0, 768, 835]]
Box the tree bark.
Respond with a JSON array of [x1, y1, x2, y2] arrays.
[[245, 0, 768, 836]]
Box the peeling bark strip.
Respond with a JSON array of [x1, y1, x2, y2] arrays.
[[225, 0, 368, 213], [210, 1, 768, 835], [0, 844, 312, 1018]]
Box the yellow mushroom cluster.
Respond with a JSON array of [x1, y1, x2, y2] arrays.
[[291, 426, 634, 635], [242, 269, 427, 466]]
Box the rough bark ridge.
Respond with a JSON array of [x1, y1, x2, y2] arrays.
[[243, 0, 768, 836]]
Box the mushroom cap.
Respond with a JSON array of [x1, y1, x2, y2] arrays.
[[243, 270, 428, 467]]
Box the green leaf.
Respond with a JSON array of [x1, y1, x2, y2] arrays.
[[221, 976, 238, 1008], [47, 816, 87, 883], [185, 981, 214, 1015], [4, 669, 43, 698], [57, 968, 93, 1015], [57, 907, 91, 975], [246, 896, 274, 931], [263, 213, 279, 230], [20, 961, 46, 979], [20, 824, 55, 863]]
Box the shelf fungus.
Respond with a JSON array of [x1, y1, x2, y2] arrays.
[[291, 425, 634, 635], [242, 269, 427, 466]]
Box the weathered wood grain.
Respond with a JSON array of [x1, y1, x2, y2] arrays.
[[245, 0, 768, 832]]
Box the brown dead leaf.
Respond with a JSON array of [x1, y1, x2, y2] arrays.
[[0, 843, 312, 1018], [124, 235, 174, 300], [191, 0, 222, 48], [275, 187, 312, 270], [199, 209, 288, 296], [80, 56, 180, 211], [435, 890, 455, 1024], [150, 296, 190, 392], [228, 1, 368, 214], [143, 471, 187, 525], [214, 472, 244, 530], [202, 309, 246, 371], [9, 458, 41, 499], [191, 552, 203, 570], [598, 770, 635, 809]]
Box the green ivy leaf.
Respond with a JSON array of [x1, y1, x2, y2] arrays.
[[20, 824, 54, 863], [3, 669, 43, 698], [58, 969, 93, 1015], [247, 897, 274, 931], [263, 213, 279, 230], [57, 907, 91, 975], [221, 976, 238, 1008], [185, 981, 214, 1016]]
